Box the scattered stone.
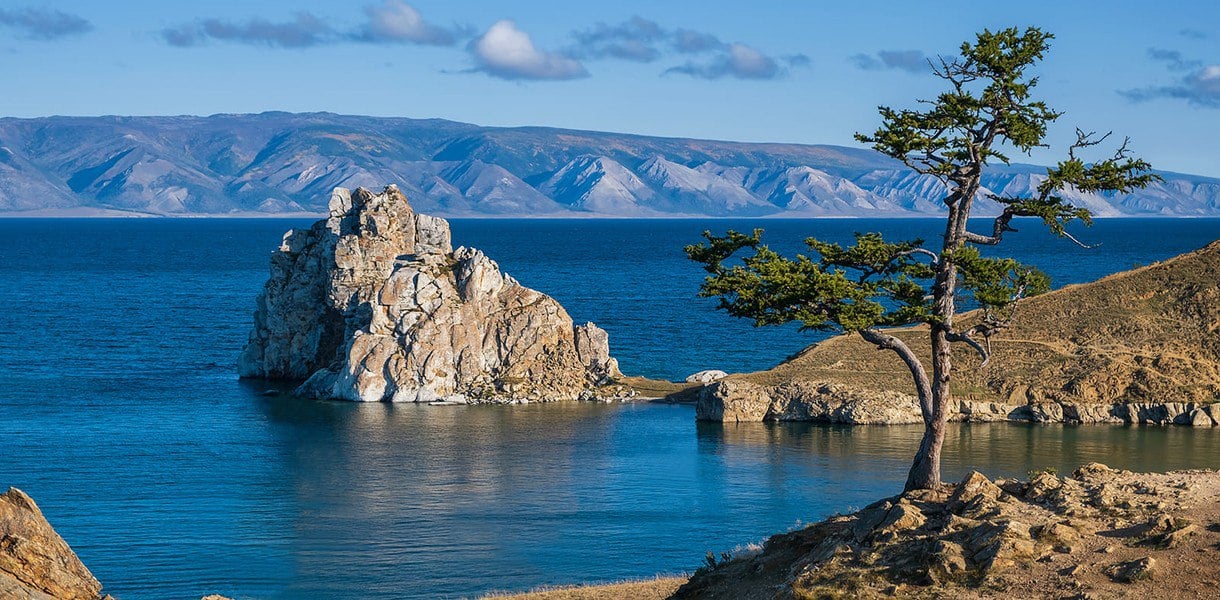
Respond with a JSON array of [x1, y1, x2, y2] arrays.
[[948, 471, 1003, 513], [873, 502, 926, 538], [1104, 557, 1156, 582], [1037, 521, 1081, 553], [968, 520, 1034, 572]]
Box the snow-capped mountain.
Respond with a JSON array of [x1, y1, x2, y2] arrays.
[[0, 112, 1215, 217]]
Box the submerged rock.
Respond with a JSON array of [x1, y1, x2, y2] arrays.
[[239, 185, 623, 403], [0, 487, 105, 600]]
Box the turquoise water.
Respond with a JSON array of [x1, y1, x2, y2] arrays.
[[0, 217, 1217, 599]]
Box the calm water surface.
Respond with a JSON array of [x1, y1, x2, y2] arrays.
[[0, 217, 1217, 599]]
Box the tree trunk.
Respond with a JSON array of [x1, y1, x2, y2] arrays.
[[903, 193, 971, 491], [905, 328, 952, 491]]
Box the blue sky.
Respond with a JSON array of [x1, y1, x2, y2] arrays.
[[1, 1, 1217, 175]]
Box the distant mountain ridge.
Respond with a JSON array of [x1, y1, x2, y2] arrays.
[[0, 112, 1216, 217]]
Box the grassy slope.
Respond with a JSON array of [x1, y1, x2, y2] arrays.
[[732, 240, 1220, 406]]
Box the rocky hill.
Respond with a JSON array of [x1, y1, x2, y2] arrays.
[[0, 113, 1217, 217], [694, 240, 1220, 424], [238, 185, 624, 403]]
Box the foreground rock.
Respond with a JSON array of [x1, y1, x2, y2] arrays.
[[693, 240, 1220, 424], [674, 465, 1220, 599], [239, 185, 625, 403], [0, 487, 105, 600]]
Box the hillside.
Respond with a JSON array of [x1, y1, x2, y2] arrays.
[[694, 240, 1220, 422], [0, 113, 1217, 217]]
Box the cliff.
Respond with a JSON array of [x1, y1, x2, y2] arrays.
[[0, 487, 105, 600], [695, 240, 1220, 424], [239, 185, 624, 403]]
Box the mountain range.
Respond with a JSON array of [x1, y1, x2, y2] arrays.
[[0, 112, 1216, 217]]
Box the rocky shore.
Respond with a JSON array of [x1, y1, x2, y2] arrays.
[[1, 487, 105, 600], [239, 185, 627, 403], [695, 379, 1220, 426], [495, 465, 1220, 599], [673, 464, 1220, 599], [689, 240, 1220, 426]]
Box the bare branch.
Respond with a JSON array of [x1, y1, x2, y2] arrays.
[[1060, 229, 1100, 249], [859, 328, 934, 423], [946, 329, 990, 366]]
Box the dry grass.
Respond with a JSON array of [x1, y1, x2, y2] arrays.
[[480, 576, 687, 600], [731, 240, 1220, 406]]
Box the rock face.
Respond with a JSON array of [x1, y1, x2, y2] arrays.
[[696, 379, 1220, 426], [0, 488, 104, 600], [239, 185, 623, 403]]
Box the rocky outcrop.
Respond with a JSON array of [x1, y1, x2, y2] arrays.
[[675, 465, 1220, 599], [692, 240, 1220, 425], [239, 185, 623, 403], [0, 488, 105, 600], [696, 379, 1220, 425]]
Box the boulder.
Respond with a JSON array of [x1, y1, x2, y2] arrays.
[[0, 487, 104, 600], [685, 370, 728, 383], [240, 186, 623, 403]]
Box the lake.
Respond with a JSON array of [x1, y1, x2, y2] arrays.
[[0, 217, 1217, 599]]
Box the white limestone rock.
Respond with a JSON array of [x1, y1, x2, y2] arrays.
[[240, 185, 623, 403], [685, 369, 728, 383]]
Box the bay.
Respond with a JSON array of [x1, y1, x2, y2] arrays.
[[0, 217, 1216, 599]]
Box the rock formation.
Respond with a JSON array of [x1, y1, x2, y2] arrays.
[[693, 240, 1220, 425], [239, 185, 623, 403], [674, 465, 1220, 599], [697, 379, 1220, 426], [0, 487, 105, 600]]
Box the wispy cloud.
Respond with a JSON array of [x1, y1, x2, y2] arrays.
[[569, 16, 665, 62], [468, 20, 587, 81], [162, 2, 463, 49], [0, 7, 91, 40], [1121, 48, 1220, 109], [1146, 48, 1202, 71], [850, 49, 927, 73], [667, 43, 797, 80], [671, 28, 724, 54], [569, 16, 802, 81], [352, 0, 463, 46], [1179, 29, 1208, 40], [1123, 65, 1220, 108], [162, 13, 335, 48]]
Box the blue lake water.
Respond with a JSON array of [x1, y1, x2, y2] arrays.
[[0, 217, 1217, 599]]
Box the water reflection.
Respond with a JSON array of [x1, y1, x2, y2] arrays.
[[244, 400, 1220, 599]]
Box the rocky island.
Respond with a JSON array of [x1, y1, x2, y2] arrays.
[[239, 185, 624, 403]]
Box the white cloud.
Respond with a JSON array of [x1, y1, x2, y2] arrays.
[[356, 0, 456, 46], [469, 20, 587, 81]]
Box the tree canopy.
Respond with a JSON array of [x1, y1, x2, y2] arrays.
[[685, 26, 1160, 490]]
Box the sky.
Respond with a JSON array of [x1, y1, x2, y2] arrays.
[[1, 0, 1217, 175]]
